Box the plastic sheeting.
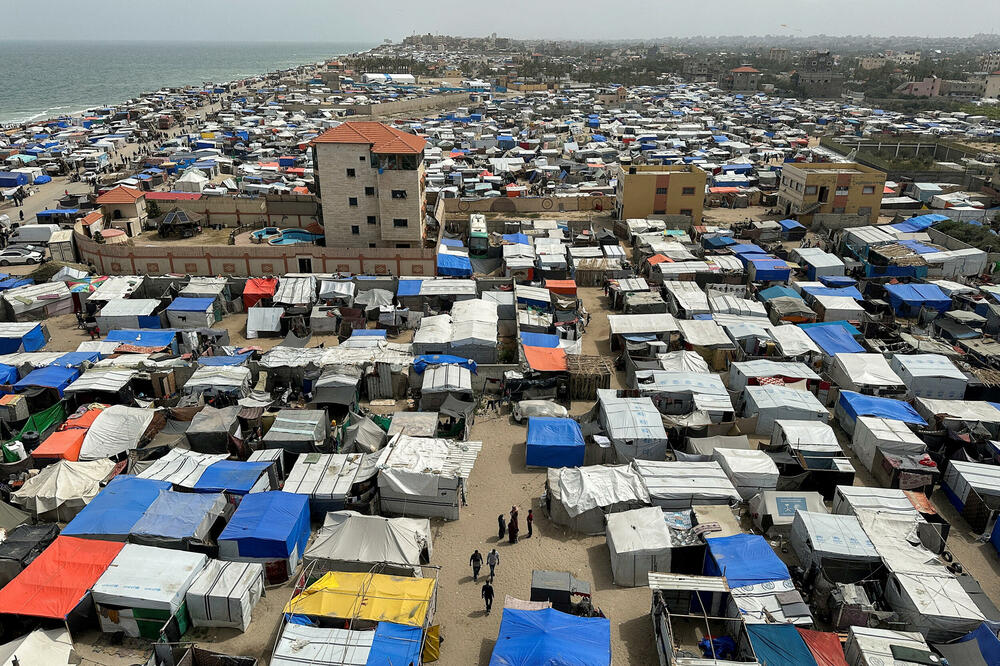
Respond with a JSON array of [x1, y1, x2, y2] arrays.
[[185, 560, 265, 632], [803, 324, 865, 355], [305, 510, 431, 575], [797, 628, 848, 666], [129, 490, 227, 544], [830, 353, 903, 390], [79, 404, 154, 460], [218, 491, 310, 559], [605, 506, 672, 587], [704, 533, 790, 588], [526, 417, 584, 468], [193, 460, 271, 494], [790, 511, 879, 569], [62, 476, 171, 540], [412, 354, 477, 375], [711, 448, 779, 500], [92, 543, 207, 613], [0, 628, 75, 666], [13, 365, 78, 396], [488, 607, 611, 666], [746, 624, 818, 666], [284, 570, 436, 627], [11, 459, 115, 520], [272, 621, 423, 666], [837, 391, 927, 425], [556, 465, 650, 518]]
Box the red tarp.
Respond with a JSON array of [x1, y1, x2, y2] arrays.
[[647, 254, 673, 266], [797, 628, 848, 666], [31, 429, 86, 462], [63, 406, 107, 430], [544, 279, 577, 296], [522, 345, 568, 372], [243, 278, 279, 308], [0, 536, 124, 619]]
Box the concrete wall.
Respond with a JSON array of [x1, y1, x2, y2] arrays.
[[927, 227, 973, 251], [471, 363, 518, 392], [443, 194, 614, 216], [811, 213, 870, 231], [74, 231, 436, 277], [155, 194, 321, 229]]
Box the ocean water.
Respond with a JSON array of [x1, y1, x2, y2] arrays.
[[0, 40, 374, 124]]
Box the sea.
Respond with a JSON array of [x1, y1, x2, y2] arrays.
[[0, 40, 376, 125]]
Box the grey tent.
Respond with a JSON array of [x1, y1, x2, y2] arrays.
[[262, 409, 330, 454], [340, 413, 387, 454], [0, 501, 30, 532], [185, 405, 241, 454]]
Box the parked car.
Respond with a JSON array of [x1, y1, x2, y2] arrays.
[[512, 400, 570, 423], [0, 247, 45, 266]]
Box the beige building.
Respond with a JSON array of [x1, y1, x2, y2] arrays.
[[312, 122, 427, 249], [614, 165, 707, 222], [95, 185, 147, 235], [778, 163, 885, 225]]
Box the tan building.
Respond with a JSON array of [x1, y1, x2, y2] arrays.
[[95, 185, 147, 235], [983, 72, 1000, 100], [778, 163, 885, 225], [312, 122, 427, 249], [724, 66, 762, 92], [614, 165, 707, 222]]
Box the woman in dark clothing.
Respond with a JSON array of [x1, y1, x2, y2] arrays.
[[497, 514, 506, 539], [508, 519, 519, 544]]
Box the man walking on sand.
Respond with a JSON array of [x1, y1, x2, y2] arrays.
[[470, 549, 483, 582], [482, 578, 494, 616], [526, 509, 534, 538], [487, 548, 500, 578]]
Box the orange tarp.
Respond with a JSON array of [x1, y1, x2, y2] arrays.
[[544, 279, 577, 296], [647, 254, 673, 265], [0, 536, 123, 619], [31, 429, 86, 462], [63, 407, 106, 430], [522, 345, 568, 372], [243, 278, 278, 308]]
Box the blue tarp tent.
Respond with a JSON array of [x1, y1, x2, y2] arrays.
[[193, 460, 272, 495], [0, 323, 45, 353], [703, 235, 736, 249], [884, 283, 952, 316], [396, 279, 422, 297], [800, 321, 862, 336], [489, 607, 611, 666], [218, 491, 310, 560], [106, 329, 177, 350], [818, 275, 856, 287], [0, 364, 17, 385], [758, 285, 800, 301], [167, 297, 215, 312], [526, 417, 585, 468], [50, 351, 101, 368], [62, 477, 171, 539], [437, 250, 473, 277], [704, 534, 790, 588], [746, 624, 818, 666], [367, 622, 424, 665], [955, 623, 1000, 666], [898, 239, 939, 255], [838, 391, 927, 426], [520, 332, 560, 348], [129, 490, 225, 542], [802, 324, 865, 355], [0, 278, 33, 292], [14, 366, 79, 396], [503, 233, 531, 246], [802, 285, 863, 301], [891, 213, 948, 233], [729, 243, 765, 256], [748, 257, 791, 282], [777, 219, 806, 231], [413, 355, 477, 375], [198, 352, 252, 366]]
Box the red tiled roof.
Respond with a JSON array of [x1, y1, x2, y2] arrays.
[[731, 66, 761, 73], [96, 185, 144, 205], [81, 211, 103, 226], [312, 121, 427, 154], [145, 192, 203, 201]]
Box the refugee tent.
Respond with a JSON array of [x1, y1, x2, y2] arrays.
[[128, 490, 228, 550], [803, 323, 865, 356], [420, 364, 473, 410], [96, 299, 161, 331], [942, 460, 1000, 519], [796, 627, 849, 666], [245, 306, 283, 339], [261, 409, 329, 453], [0, 501, 29, 533], [704, 533, 790, 588], [304, 510, 432, 577], [889, 353, 967, 400], [191, 460, 274, 495], [185, 560, 265, 632], [166, 297, 218, 329], [885, 572, 986, 640], [682, 434, 751, 462], [284, 452, 381, 517], [0, 536, 123, 621], [242, 277, 278, 308], [605, 506, 672, 586], [851, 416, 927, 473], [884, 283, 952, 317], [273, 276, 316, 307], [183, 365, 252, 398], [79, 404, 155, 460], [218, 491, 310, 583], [546, 465, 650, 535], [0, 628, 75, 666], [272, 622, 423, 666], [834, 391, 926, 436], [489, 608, 611, 666], [13, 365, 78, 396], [311, 367, 362, 409], [728, 359, 820, 392], [829, 353, 904, 395], [136, 448, 228, 489], [184, 405, 241, 454], [91, 544, 208, 639], [845, 627, 930, 666], [746, 624, 818, 666], [0, 523, 59, 588], [11, 459, 115, 521], [711, 448, 779, 500], [790, 511, 880, 581], [941, 623, 1000, 666], [377, 435, 482, 520], [743, 385, 827, 434], [812, 294, 864, 322], [526, 417, 585, 468], [597, 390, 669, 461], [749, 490, 827, 536], [61, 476, 171, 541], [632, 460, 741, 509], [318, 280, 355, 306], [30, 428, 87, 463], [0, 324, 45, 354], [832, 485, 921, 517], [283, 570, 437, 628], [771, 420, 842, 456]]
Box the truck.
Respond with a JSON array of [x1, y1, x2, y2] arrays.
[[8, 224, 61, 246], [469, 214, 489, 258]]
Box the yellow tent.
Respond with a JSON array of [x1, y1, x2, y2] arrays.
[[283, 571, 436, 627]]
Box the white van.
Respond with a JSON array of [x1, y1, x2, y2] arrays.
[[9, 224, 61, 246]]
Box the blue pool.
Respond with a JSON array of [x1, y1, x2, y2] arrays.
[[251, 228, 322, 245]]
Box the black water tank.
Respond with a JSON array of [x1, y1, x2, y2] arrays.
[[20, 431, 39, 452]]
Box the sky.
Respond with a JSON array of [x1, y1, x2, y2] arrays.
[[8, 0, 1000, 42]]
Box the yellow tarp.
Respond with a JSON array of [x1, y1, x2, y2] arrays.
[[283, 571, 436, 627], [422, 625, 440, 662]]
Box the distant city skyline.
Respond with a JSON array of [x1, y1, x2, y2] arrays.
[[8, 0, 1000, 42]]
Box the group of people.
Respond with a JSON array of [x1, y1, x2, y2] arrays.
[[469, 505, 537, 616]]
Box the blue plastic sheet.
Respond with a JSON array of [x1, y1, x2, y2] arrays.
[[520, 332, 560, 348], [51, 351, 101, 368], [62, 477, 171, 538], [14, 366, 79, 396], [130, 491, 225, 540], [367, 622, 423, 666], [957, 623, 1000, 666], [802, 286, 863, 300], [218, 491, 310, 559], [198, 352, 252, 366], [488, 607, 611, 666], [502, 233, 531, 246], [884, 283, 952, 315], [396, 279, 422, 297], [758, 286, 800, 301], [526, 417, 584, 468], [413, 355, 477, 375], [193, 460, 272, 495], [704, 533, 790, 588], [0, 323, 44, 353], [746, 624, 818, 666], [838, 391, 927, 425], [437, 251, 473, 277], [167, 297, 215, 312], [106, 329, 177, 349], [802, 325, 865, 355]]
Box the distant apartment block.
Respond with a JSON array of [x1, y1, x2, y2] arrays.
[[792, 50, 844, 98], [312, 121, 427, 249], [895, 76, 941, 97], [778, 163, 885, 225], [615, 165, 707, 223], [768, 48, 789, 64], [981, 51, 1000, 73], [723, 66, 762, 92]]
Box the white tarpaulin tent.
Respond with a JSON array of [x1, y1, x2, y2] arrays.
[[852, 416, 927, 473], [790, 510, 880, 573], [885, 572, 986, 641], [304, 510, 432, 577], [771, 420, 842, 456], [711, 448, 779, 500], [942, 459, 1000, 512], [137, 448, 228, 489], [830, 353, 904, 394], [547, 465, 650, 535], [833, 486, 919, 517], [246, 307, 283, 339], [632, 460, 741, 509], [64, 369, 137, 396], [728, 360, 819, 392], [11, 459, 115, 521], [0, 628, 75, 666], [79, 405, 154, 461], [743, 385, 827, 434], [889, 353, 967, 400], [769, 324, 820, 357], [185, 560, 265, 632], [597, 390, 669, 461], [749, 490, 827, 536], [605, 506, 672, 587], [845, 627, 930, 666], [284, 452, 381, 516], [183, 366, 252, 398], [377, 436, 482, 520]]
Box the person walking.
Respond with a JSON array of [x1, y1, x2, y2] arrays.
[[482, 579, 494, 616], [18, 210, 23, 222], [497, 514, 506, 540], [469, 549, 483, 582], [486, 548, 500, 578], [510, 505, 519, 531], [526, 510, 534, 538], [508, 518, 518, 544]]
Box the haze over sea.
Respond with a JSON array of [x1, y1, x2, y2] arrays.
[[0, 40, 375, 125]]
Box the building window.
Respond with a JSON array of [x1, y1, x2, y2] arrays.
[[832, 207, 846, 214], [396, 243, 410, 248], [351, 225, 360, 235], [836, 187, 849, 196], [365, 186, 375, 196], [393, 218, 408, 228], [348, 197, 358, 206], [655, 187, 668, 195], [391, 189, 407, 199], [682, 187, 696, 195], [862, 185, 875, 194], [369, 243, 377, 248], [653, 209, 666, 215], [367, 215, 377, 225], [680, 209, 693, 216], [359, 155, 366, 162], [346, 168, 356, 178], [805, 185, 818, 195]]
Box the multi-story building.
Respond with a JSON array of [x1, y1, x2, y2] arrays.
[[858, 56, 887, 71], [312, 122, 427, 249], [792, 50, 844, 98], [777, 163, 885, 225], [981, 51, 1000, 74], [983, 72, 1000, 100], [895, 76, 941, 97], [723, 66, 762, 92], [768, 48, 790, 64], [614, 165, 707, 222]]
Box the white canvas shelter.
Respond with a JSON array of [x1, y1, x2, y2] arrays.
[[605, 506, 672, 587], [632, 371, 732, 421], [273, 276, 317, 307], [769, 324, 820, 357], [832, 486, 919, 517], [676, 319, 733, 349], [663, 282, 709, 317], [420, 364, 472, 410], [2, 282, 72, 320], [708, 294, 767, 318], [711, 449, 778, 500], [79, 405, 155, 460], [11, 459, 115, 521], [889, 353, 967, 399], [64, 369, 136, 396], [830, 353, 904, 394], [87, 275, 143, 302], [137, 448, 228, 489], [246, 307, 283, 338], [272, 623, 385, 666], [656, 350, 709, 374], [942, 459, 1000, 512], [0, 628, 75, 666], [749, 490, 827, 535], [771, 420, 842, 456], [284, 452, 381, 515], [729, 578, 812, 626], [845, 627, 930, 666], [632, 460, 741, 509], [851, 416, 926, 472], [304, 510, 432, 576], [885, 572, 986, 640], [96, 299, 160, 331], [377, 435, 482, 520], [914, 398, 1000, 430], [183, 366, 252, 398], [597, 390, 669, 461], [318, 280, 355, 306], [546, 465, 650, 535], [728, 360, 819, 392], [185, 560, 265, 632], [742, 385, 827, 434], [813, 294, 864, 321], [790, 510, 880, 571]]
